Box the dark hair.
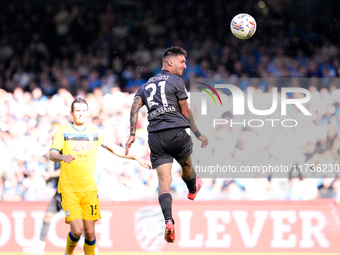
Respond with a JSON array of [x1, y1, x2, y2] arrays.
[[162, 46, 187, 62], [71, 97, 88, 111]]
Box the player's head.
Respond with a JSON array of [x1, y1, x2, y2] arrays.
[[70, 97, 89, 125], [162, 46, 187, 76]]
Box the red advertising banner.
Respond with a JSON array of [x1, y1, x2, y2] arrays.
[[0, 200, 340, 252]]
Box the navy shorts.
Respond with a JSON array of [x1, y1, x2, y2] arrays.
[[148, 128, 193, 169], [46, 191, 63, 213]]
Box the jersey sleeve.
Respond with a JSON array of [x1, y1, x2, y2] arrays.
[[176, 78, 188, 100], [135, 86, 143, 98], [134, 86, 148, 111], [50, 128, 64, 153], [135, 86, 147, 106]]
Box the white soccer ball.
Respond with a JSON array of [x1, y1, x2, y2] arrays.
[[230, 13, 256, 39]]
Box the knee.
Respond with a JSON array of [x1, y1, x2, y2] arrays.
[[71, 231, 82, 239], [71, 227, 83, 238], [84, 228, 95, 240], [159, 175, 172, 185]]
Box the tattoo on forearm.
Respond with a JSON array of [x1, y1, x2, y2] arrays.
[[130, 96, 143, 135], [189, 112, 199, 132], [184, 108, 198, 132], [179, 100, 199, 132]]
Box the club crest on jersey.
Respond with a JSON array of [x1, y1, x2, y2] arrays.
[[88, 134, 94, 141], [72, 142, 94, 151]]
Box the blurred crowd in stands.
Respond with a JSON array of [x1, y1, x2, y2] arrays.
[[0, 0, 340, 201]]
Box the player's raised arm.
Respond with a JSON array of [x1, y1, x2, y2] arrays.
[[178, 99, 208, 148], [125, 95, 144, 155], [103, 143, 151, 169]]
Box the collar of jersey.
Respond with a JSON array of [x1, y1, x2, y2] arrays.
[[71, 122, 86, 132]]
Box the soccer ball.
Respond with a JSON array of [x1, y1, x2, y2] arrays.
[[230, 13, 256, 39]]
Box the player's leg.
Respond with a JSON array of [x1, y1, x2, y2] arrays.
[[149, 131, 174, 221], [177, 154, 202, 200], [157, 162, 173, 221], [149, 131, 176, 242], [174, 129, 202, 200], [156, 163, 175, 243], [23, 192, 62, 255], [81, 191, 101, 255], [40, 212, 54, 238], [65, 218, 83, 255], [62, 192, 83, 255], [41, 192, 62, 240], [83, 220, 96, 255], [177, 155, 196, 187]]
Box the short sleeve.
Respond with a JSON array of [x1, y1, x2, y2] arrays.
[[176, 78, 188, 100], [135, 86, 143, 98], [134, 87, 148, 112], [135, 87, 146, 106], [50, 128, 64, 153]]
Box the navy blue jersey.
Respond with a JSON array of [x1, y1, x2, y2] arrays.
[[135, 70, 190, 132]]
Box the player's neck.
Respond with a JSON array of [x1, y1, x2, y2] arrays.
[[72, 122, 86, 132], [161, 67, 172, 74]]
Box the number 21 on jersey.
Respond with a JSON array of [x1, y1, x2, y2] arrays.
[[145, 81, 168, 108]]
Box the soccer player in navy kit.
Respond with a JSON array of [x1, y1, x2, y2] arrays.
[[125, 46, 208, 243]]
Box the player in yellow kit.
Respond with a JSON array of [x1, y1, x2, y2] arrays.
[[49, 97, 151, 255]]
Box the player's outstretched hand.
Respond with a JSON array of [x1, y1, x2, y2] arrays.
[[198, 134, 208, 148], [125, 135, 135, 155], [62, 154, 76, 163], [137, 157, 152, 169]]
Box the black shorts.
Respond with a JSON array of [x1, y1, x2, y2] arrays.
[[46, 191, 63, 213], [148, 128, 193, 169]]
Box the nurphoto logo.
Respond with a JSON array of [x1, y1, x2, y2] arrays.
[[198, 82, 311, 128]]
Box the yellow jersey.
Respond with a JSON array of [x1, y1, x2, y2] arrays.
[[50, 123, 106, 193]]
